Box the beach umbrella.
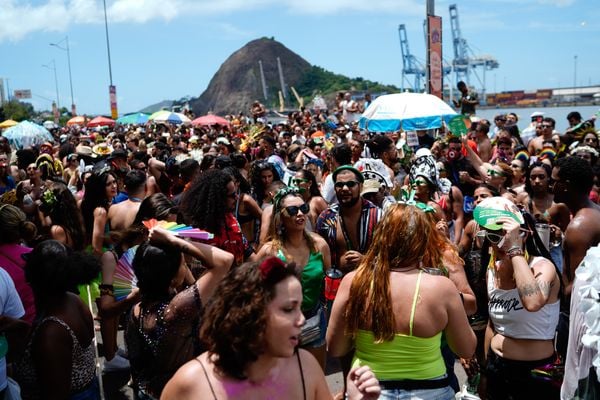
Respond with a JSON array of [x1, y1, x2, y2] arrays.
[[148, 110, 191, 125], [3, 120, 53, 149], [43, 121, 59, 129], [358, 92, 458, 132], [0, 119, 18, 129], [116, 112, 149, 125], [87, 116, 116, 128], [192, 114, 230, 127], [67, 115, 89, 126]]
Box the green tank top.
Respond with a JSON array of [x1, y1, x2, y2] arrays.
[[352, 271, 446, 380], [276, 249, 324, 312]]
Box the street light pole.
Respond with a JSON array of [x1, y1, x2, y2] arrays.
[[42, 60, 60, 110], [50, 36, 76, 115], [103, 0, 118, 118]]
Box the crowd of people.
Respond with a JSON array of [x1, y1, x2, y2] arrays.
[[0, 91, 599, 400]]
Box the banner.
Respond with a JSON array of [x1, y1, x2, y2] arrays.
[[109, 85, 118, 119], [52, 101, 59, 124], [427, 15, 443, 99], [13, 89, 32, 99], [0, 79, 5, 104]]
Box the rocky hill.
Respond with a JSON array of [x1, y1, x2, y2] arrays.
[[190, 37, 312, 116], [145, 38, 400, 117]]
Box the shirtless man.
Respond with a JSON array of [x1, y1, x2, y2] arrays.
[[107, 170, 147, 231], [551, 156, 600, 358], [473, 119, 492, 162], [528, 117, 555, 156]]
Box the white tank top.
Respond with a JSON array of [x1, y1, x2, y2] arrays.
[[487, 256, 560, 340]]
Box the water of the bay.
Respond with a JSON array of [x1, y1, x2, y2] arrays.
[[476, 104, 599, 133]]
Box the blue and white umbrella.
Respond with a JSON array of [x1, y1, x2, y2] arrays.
[[3, 120, 54, 149], [358, 92, 458, 132], [148, 110, 191, 125]]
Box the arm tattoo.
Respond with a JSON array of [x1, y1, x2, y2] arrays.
[[518, 283, 541, 298]]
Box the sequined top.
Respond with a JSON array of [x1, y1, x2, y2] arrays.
[[125, 283, 203, 398], [14, 316, 96, 400]]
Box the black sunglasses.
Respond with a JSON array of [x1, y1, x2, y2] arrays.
[[283, 203, 310, 217], [334, 180, 360, 189]]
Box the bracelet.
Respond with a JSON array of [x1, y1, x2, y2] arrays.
[[507, 248, 525, 259]]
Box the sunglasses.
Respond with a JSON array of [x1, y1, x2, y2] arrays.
[[476, 230, 504, 244], [411, 179, 428, 186], [283, 203, 310, 217], [487, 169, 505, 177], [334, 180, 360, 189], [292, 178, 309, 185], [541, 124, 553, 129]]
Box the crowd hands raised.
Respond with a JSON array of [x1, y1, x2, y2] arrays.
[[0, 95, 599, 400]]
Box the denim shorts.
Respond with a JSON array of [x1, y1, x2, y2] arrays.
[[379, 386, 454, 400]]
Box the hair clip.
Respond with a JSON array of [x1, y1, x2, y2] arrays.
[[259, 256, 286, 280], [397, 188, 435, 213]]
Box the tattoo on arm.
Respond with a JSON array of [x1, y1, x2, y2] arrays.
[[518, 283, 541, 298]]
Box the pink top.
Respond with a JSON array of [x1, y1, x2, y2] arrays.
[[0, 243, 36, 324]]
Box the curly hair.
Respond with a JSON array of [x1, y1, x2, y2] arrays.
[[345, 204, 433, 342], [180, 169, 233, 233], [200, 259, 299, 380], [556, 156, 594, 194], [41, 182, 86, 250], [25, 240, 100, 298], [80, 170, 116, 243]]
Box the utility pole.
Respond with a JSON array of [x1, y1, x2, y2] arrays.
[[103, 0, 118, 118]]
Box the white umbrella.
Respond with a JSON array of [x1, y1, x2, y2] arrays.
[[358, 92, 457, 132], [3, 120, 53, 149], [43, 120, 59, 129]]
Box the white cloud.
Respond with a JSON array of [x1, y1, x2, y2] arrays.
[[0, 0, 424, 42]]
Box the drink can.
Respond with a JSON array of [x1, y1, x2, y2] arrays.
[[535, 223, 550, 251], [324, 268, 343, 300]]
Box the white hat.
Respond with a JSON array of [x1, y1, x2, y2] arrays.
[[530, 111, 545, 118]]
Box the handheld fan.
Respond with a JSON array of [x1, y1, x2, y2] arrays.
[[142, 219, 214, 240], [113, 245, 139, 301]]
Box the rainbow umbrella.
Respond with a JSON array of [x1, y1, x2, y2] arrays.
[[148, 110, 191, 125]]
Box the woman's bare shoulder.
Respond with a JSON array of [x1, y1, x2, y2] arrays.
[[161, 354, 211, 400]]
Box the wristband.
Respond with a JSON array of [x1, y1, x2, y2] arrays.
[[507, 248, 524, 259]]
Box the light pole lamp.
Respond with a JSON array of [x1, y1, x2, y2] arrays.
[[50, 36, 76, 115]]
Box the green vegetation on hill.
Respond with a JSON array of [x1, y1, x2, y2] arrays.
[[295, 66, 399, 98]]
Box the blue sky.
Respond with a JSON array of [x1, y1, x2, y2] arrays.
[[1, 0, 598, 116]]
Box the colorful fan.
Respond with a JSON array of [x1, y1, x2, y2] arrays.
[[142, 219, 214, 240], [113, 246, 139, 301]]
